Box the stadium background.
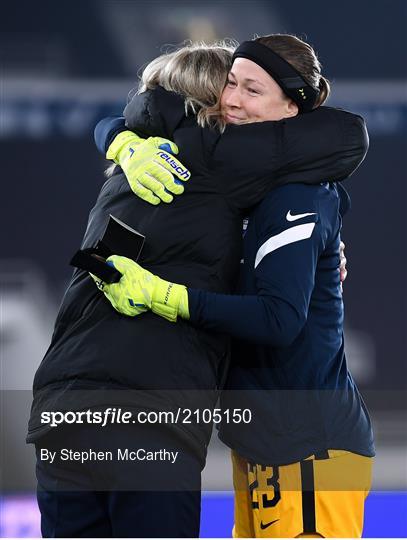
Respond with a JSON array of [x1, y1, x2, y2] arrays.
[[1, 0, 406, 537]]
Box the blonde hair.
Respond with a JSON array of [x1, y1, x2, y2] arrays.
[[255, 34, 330, 108], [105, 42, 234, 177], [138, 41, 235, 128]]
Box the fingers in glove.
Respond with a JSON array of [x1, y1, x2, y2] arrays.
[[150, 137, 179, 155], [128, 177, 161, 205], [106, 255, 138, 274], [157, 139, 179, 155], [154, 150, 191, 183], [138, 171, 174, 203], [103, 281, 142, 317], [146, 162, 185, 195]]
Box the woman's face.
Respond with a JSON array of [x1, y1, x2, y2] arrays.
[[220, 58, 298, 124]]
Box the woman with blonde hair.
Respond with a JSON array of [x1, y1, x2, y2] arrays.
[[29, 38, 369, 537], [96, 35, 374, 538]]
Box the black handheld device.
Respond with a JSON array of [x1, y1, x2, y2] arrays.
[[70, 215, 146, 283]]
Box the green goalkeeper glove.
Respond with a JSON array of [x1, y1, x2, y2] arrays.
[[92, 255, 190, 322], [107, 131, 191, 205]]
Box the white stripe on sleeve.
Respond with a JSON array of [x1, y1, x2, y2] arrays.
[[254, 223, 316, 269]]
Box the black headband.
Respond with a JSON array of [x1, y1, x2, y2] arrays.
[[232, 41, 319, 112]]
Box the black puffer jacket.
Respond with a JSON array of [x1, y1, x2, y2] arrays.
[[27, 87, 368, 463]]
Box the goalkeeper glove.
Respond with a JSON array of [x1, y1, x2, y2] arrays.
[[92, 255, 190, 322], [107, 131, 191, 205]]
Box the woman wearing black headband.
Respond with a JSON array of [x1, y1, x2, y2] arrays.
[[96, 35, 373, 537], [30, 37, 372, 537], [99, 35, 373, 537]]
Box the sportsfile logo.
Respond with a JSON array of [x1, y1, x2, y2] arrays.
[[158, 151, 191, 180]]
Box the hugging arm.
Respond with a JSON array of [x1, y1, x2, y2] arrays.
[[94, 88, 196, 204], [95, 88, 368, 212], [96, 186, 342, 347], [213, 107, 367, 211], [94, 118, 190, 204]]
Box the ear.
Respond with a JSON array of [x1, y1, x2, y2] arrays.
[[285, 99, 299, 118]]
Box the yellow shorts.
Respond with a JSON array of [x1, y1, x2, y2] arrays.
[[232, 449, 373, 538]]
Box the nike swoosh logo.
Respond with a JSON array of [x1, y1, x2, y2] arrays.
[[286, 210, 316, 222], [260, 519, 279, 530]]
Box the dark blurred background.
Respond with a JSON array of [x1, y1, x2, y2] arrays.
[[1, 0, 406, 536]]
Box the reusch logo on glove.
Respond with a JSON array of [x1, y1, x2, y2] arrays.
[[157, 152, 191, 180]]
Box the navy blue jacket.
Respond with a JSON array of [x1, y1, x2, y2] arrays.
[[189, 182, 374, 465]]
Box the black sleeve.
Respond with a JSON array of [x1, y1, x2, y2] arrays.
[[273, 107, 369, 185], [212, 107, 368, 212], [121, 87, 368, 215]]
